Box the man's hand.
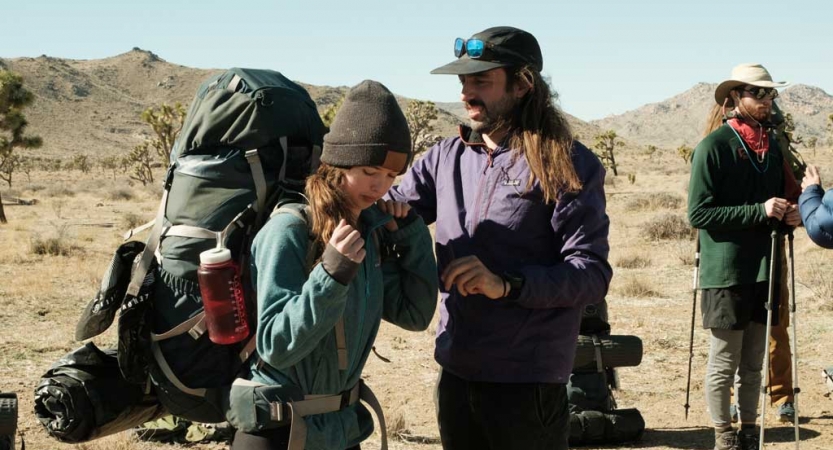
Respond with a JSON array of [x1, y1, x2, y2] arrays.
[[441, 256, 506, 299], [376, 199, 411, 232], [784, 204, 801, 227], [330, 219, 365, 263], [801, 165, 822, 191], [764, 197, 789, 220]]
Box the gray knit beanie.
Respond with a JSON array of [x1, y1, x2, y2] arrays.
[[321, 80, 412, 174]]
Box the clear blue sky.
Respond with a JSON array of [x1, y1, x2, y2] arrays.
[[2, 0, 830, 121]]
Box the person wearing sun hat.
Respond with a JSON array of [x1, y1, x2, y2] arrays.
[[387, 26, 611, 450], [688, 63, 798, 450]]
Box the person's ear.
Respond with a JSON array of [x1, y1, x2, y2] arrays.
[[512, 71, 533, 98]]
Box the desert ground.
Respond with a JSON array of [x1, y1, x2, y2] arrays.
[[2, 144, 833, 450]]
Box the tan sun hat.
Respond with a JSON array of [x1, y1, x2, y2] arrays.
[[714, 63, 788, 105]]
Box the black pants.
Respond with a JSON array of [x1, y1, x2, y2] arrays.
[[435, 369, 570, 450], [231, 426, 360, 450]]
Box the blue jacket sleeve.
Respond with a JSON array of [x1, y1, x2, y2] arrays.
[[251, 214, 350, 370], [514, 149, 613, 309], [379, 215, 439, 331], [799, 185, 833, 249], [385, 143, 441, 224]]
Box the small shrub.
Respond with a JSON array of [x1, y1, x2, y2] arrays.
[[24, 183, 46, 192], [626, 193, 683, 211], [604, 172, 616, 188], [122, 212, 149, 230], [806, 265, 833, 311], [615, 255, 651, 269], [45, 185, 76, 197], [618, 276, 661, 298], [387, 410, 409, 441], [673, 240, 697, 266], [643, 213, 694, 241], [107, 188, 135, 201], [30, 234, 81, 256]]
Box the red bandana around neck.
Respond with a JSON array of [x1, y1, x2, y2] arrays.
[[728, 118, 769, 156]]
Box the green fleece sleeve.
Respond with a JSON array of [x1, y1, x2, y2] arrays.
[[251, 213, 350, 370], [379, 215, 438, 331], [687, 140, 768, 231]]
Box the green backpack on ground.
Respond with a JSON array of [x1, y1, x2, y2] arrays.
[[74, 68, 326, 424]]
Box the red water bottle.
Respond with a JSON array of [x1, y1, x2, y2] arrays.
[[197, 247, 250, 344]]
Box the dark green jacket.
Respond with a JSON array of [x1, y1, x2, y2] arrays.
[[687, 123, 785, 289], [249, 204, 438, 450]]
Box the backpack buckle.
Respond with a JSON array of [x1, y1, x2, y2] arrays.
[[269, 402, 289, 423]]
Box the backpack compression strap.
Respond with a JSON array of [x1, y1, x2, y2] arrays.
[[127, 189, 169, 297], [272, 205, 349, 371]]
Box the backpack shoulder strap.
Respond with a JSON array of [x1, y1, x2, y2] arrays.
[[269, 204, 348, 371]]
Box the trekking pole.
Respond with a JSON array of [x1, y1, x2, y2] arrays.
[[787, 229, 800, 449], [684, 233, 700, 420], [759, 225, 780, 446]]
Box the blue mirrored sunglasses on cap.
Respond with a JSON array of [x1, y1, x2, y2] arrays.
[[454, 38, 486, 58], [454, 37, 529, 62]]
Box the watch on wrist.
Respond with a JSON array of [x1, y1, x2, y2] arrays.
[[502, 271, 524, 299]]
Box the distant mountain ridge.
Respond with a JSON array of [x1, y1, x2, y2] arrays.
[[3, 49, 830, 157], [591, 82, 833, 148]]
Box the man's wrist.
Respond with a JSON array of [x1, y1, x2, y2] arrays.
[[502, 271, 524, 300]]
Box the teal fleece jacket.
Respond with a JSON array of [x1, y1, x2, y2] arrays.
[[248, 204, 438, 449]]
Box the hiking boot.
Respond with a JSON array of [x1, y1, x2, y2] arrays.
[[714, 428, 738, 450], [777, 402, 795, 423], [737, 428, 759, 450], [729, 404, 738, 423]]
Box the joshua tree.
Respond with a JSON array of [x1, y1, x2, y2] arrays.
[[593, 130, 622, 176], [0, 70, 42, 223]]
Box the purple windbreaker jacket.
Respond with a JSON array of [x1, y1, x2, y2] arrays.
[[387, 127, 612, 384]]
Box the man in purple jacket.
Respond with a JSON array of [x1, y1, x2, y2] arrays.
[[387, 26, 612, 450]]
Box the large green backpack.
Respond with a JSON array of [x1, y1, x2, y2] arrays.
[[75, 68, 326, 424]]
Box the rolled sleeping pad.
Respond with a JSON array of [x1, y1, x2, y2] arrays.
[[0, 392, 17, 450], [573, 335, 642, 370], [580, 300, 610, 335], [569, 408, 645, 446], [34, 343, 166, 443]]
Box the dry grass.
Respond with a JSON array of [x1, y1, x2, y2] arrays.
[[107, 187, 135, 201], [29, 224, 83, 256], [6, 149, 833, 450], [626, 192, 683, 211], [617, 276, 661, 298], [44, 185, 77, 197], [122, 212, 147, 229], [643, 213, 694, 241], [615, 254, 652, 269], [804, 264, 833, 310]]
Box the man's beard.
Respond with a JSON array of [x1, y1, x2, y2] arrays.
[[467, 95, 517, 134]]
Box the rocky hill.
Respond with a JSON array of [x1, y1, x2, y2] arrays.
[[0, 49, 465, 159], [591, 82, 833, 149]]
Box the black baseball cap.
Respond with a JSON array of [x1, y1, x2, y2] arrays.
[[431, 26, 544, 75]]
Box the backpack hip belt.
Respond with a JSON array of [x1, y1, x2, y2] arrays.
[[229, 378, 388, 450]]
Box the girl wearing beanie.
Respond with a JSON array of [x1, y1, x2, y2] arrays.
[[233, 80, 438, 450]]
